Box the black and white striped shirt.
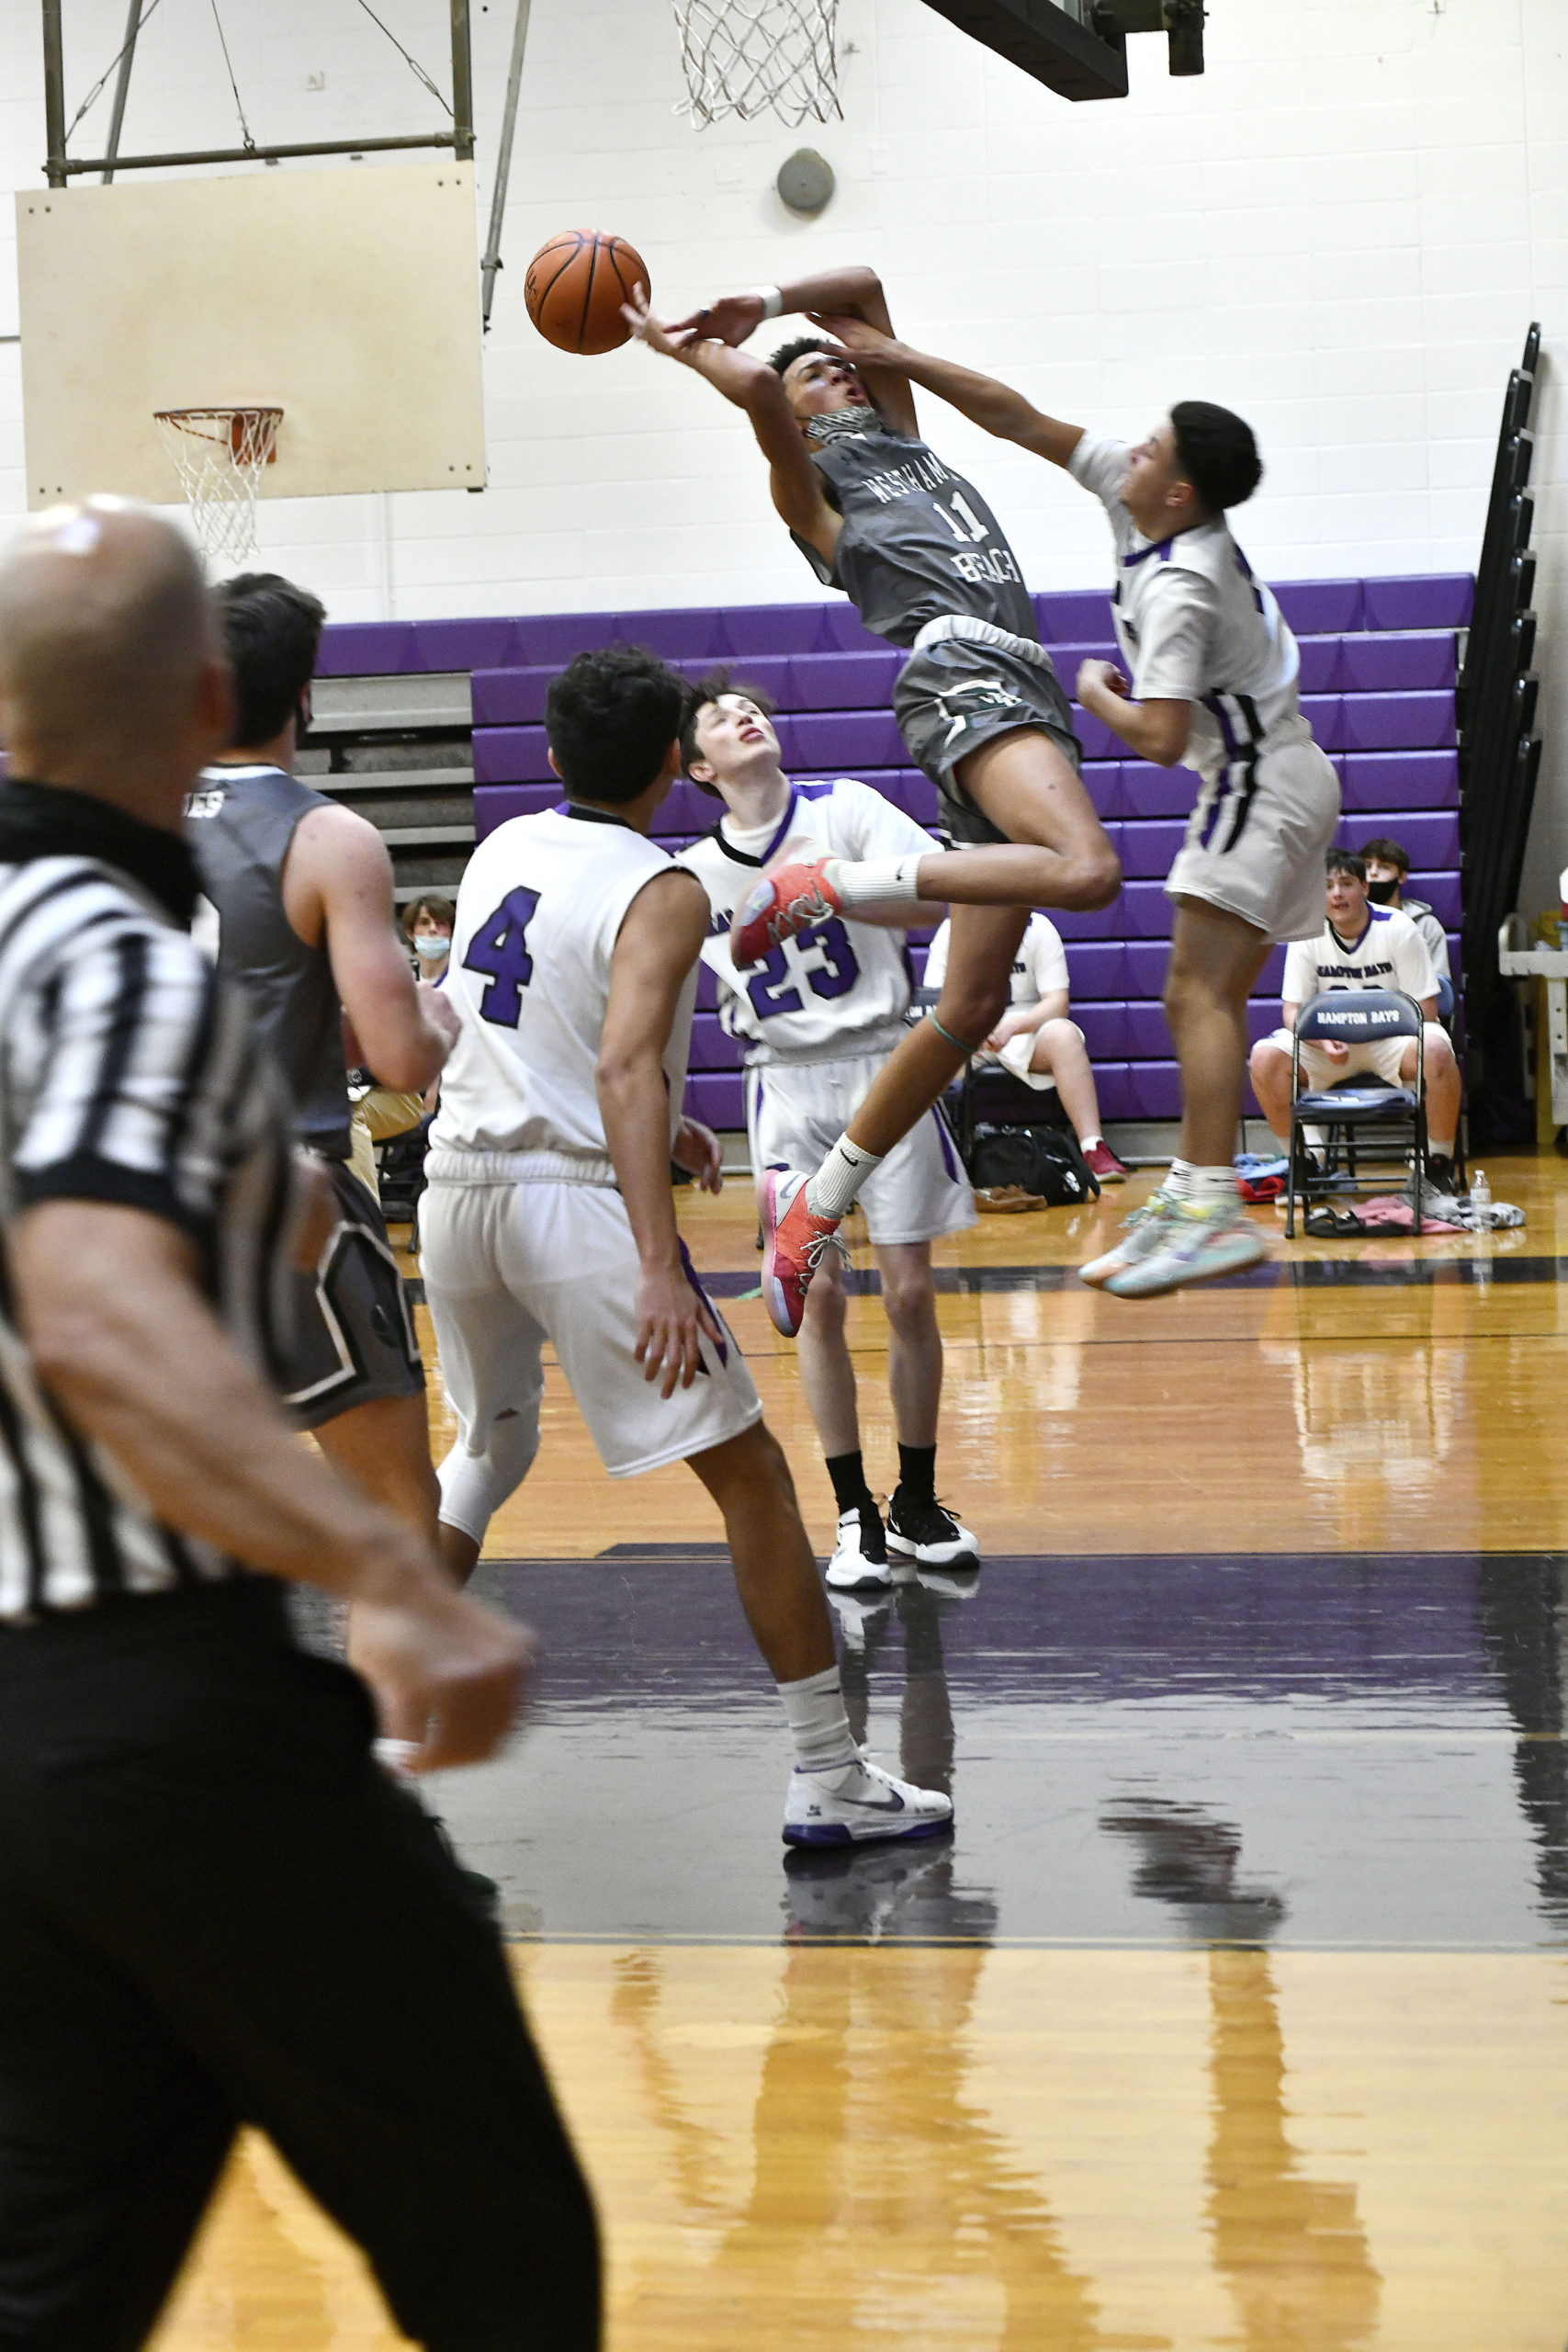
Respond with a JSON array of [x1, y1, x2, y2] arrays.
[[0, 780, 295, 1621]]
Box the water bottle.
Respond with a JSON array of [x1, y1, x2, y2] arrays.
[[1469, 1168, 1492, 1229]]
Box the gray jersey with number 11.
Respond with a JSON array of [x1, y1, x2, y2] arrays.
[[792, 424, 1038, 648], [430, 807, 696, 1179]]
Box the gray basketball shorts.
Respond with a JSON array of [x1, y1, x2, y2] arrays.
[[893, 633, 1082, 848], [283, 1157, 425, 1431]]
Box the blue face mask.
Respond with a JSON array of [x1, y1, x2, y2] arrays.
[[412, 933, 450, 960]]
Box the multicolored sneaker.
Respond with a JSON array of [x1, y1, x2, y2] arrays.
[[730, 857, 844, 967], [1078, 1186, 1176, 1289], [1102, 1199, 1269, 1299], [759, 1169, 847, 1337]]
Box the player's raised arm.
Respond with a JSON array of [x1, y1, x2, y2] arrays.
[[627, 293, 840, 564], [812, 312, 1085, 470], [597, 866, 724, 1399], [662, 266, 919, 439]]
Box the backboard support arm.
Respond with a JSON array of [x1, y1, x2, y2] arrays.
[[101, 0, 144, 185], [480, 0, 533, 330], [451, 0, 475, 162], [42, 0, 66, 188]]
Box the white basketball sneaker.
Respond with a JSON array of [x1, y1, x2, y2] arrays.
[[1104, 1198, 1269, 1299], [783, 1755, 954, 1847], [1078, 1185, 1176, 1288], [824, 1501, 893, 1591]]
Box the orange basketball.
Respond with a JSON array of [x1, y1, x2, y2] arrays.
[[524, 231, 649, 356]]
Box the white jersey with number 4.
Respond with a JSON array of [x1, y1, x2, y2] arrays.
[[1068, 431, 1312, 792], [678, 777, 938, 1066], [430, 807, 695, 1180]]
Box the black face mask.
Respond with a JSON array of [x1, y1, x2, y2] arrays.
[[1365, 878, 1400, 905]]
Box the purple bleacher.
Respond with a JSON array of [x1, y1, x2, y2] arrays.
[[1361, 575, 1472, 632], [315, 567, 1467, 1129], [315, 621, 415, 677], [1118, 820, 1188, 880], [791, 650, 902, 708], [1033, 590, 1114, 641], [1339, 691, 1455, 752], [1341, 750, 1458, 811], [1336, 810, 1459, 867], [1272, 581, 1363, 635], [1339, 632, 1456, 693], [687, 1074, 745, 1129], [1077, 1003, 1129, 1058]]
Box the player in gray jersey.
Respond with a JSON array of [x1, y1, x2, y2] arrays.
[[188, 575, 461, 1747], [802, 315, 1343, 1298], [629, 266, 1119, 1336]]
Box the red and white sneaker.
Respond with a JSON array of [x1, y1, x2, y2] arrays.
[[760, 1170, 846, 1337], [730, 858, 844, 968], [1082, 1140, 1128, 1184]]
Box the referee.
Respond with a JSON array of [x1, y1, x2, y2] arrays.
[[0, 503, 599, 2349]]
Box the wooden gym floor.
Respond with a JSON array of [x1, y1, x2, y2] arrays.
[[153, 1153, 1568, 2349]]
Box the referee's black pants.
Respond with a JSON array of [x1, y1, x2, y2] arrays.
[[0, 1578, 599, 2352]]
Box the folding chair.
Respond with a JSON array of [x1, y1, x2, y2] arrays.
[[1283, 988, 1429, 1238]]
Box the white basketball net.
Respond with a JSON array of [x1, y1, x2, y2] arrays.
[[153, 407, 283, 567], [673, 0, 841, 126]]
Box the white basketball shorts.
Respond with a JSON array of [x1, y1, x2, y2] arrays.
[[421, 1179, 761, 1527], [1268, 1030, 1412, 1090], [1167, 733, 1341, 946], [746, 1051, 976, 1248]]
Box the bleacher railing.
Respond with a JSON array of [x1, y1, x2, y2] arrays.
[[1460, 322, 1542, 1132]]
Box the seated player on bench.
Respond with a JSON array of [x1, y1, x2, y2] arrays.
[[923, 913, 1126, 1185], [1247, 850, 1461, 1195]]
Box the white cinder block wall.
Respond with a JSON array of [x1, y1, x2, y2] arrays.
[[0, 0, 1564, 903]]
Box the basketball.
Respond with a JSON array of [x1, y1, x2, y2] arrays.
[[525, 231, 649, 356]]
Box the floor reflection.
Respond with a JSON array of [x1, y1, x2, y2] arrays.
[[1103, 1798, 1382, 2347], [420, 1552, 1568, 1947]]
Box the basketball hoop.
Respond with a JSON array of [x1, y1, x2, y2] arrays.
[[672, 0, 841, 127], [153, 406, 283, 566]]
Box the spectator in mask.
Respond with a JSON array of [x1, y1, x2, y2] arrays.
[[1359, 838, 1452, 1020], [403, 894, 455, 985]]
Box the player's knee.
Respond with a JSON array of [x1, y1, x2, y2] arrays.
[[1066, 839, 1122, 912], [1249, 1040, 1287, 1092], [936, 975, 1008, 1046], [880, 1267, 936, 1332], [436, 1409, 539, 1538], [1423, 1023, 1456, 1072]]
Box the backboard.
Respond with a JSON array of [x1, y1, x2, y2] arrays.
[[15, 162, 486, 509]]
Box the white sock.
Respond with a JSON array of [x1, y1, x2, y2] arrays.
[[1429, 1136, 1455, 1159], [1081, 1133, 1102, 1151], [778, 1663, 859, 1774], [807, 1134, 883, 1220], [1188, 1163, 1239, 1207], [823, 853, 925, 914], [1164, 1157, 1193, 1201]]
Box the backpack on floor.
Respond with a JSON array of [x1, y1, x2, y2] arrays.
[[966, 1122, 1100, 1206]]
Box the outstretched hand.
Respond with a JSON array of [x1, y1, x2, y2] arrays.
[[622, 286, 700, 361], [664, 291, 768, 348], [807, 311, 903, 371]]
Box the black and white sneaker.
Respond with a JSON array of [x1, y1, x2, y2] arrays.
[[886, 1495, 979, 1571], [825, 1501, 893, 1591]]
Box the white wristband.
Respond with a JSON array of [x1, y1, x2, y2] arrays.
[[751, 284, 784, 321]]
